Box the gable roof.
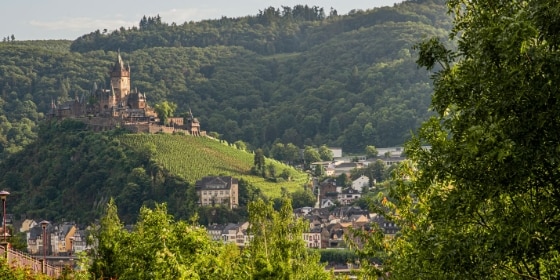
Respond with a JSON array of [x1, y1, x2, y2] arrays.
[[195, 176, 238, 190], [353, 175, 369, 182]]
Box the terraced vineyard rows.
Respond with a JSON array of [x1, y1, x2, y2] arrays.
[[119, 134, 308, 197]]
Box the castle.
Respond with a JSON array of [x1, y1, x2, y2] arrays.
[[49, 52, 204, 135]]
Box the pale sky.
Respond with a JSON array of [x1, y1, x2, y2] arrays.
[[0, 0, 402, 40]]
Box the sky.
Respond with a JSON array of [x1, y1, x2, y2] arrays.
[[0, 0, 402, 40]]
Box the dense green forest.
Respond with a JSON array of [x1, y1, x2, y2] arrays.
[[0, 0, 450, 164]]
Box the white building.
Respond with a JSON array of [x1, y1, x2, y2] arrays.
[[195, 176, 239, 209], [337, 189, 362, 205], [303, 230, 322, 248], [351, 175, 370, 193]]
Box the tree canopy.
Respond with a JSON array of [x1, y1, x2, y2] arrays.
[[89, 197, 332, 280], [363, 0, 560, 279]]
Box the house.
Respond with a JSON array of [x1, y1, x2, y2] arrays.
[[371, 213, 400, 236], [333, 162, 364, 177], [379, 156, 406, 166], [325, 166, 335, 177], [207, 224, 226, 241], [27, 223, 53, 255], [318, 180, 339, 202], [337, 189, 362, 206], [376, 147, 404, 158], [70, 230, 89, 255], [303, 227, 322, 248], [333, 206, 370, 219], [348, 214, 369, 224], [305, 208, 330, 224], [235, 222, 250, 247], [195, 176, 239, 209], [220, 223, 237, 243], [326, 223, 351, 248], [330, 147, 343, 158], [213, 222, 251, 247], [53, 223, 76, 256], [220, 223, 247, 246], [294, 206, 314, 217], [321, 198, 337, 209], [351, 175, 370, 193]]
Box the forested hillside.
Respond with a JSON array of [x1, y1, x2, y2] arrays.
[[0, 120, 194, 223], [0, 0, 450, 163], [0, 119, 304, 223]]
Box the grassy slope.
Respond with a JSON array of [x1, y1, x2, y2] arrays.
[[119, 133, 308, 198]]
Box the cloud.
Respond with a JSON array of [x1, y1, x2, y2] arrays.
[[29, 17, 137, 33], [158, 8, 221, 24], [26, 7, 226, 36]]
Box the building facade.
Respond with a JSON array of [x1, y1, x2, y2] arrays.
[[195, 176, 239, 209]]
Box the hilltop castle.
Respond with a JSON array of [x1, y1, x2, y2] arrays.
[[50, 51, 155, 121], [49, 52, 204, 135]]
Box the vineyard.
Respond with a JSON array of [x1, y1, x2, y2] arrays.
[[118, 133, 309, 197]]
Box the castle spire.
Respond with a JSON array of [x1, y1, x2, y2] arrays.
[[113, 49, 125, 71], [50, 98, 56, 116]]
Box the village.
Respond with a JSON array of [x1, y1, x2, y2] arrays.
[[0, 146, 404, 264]]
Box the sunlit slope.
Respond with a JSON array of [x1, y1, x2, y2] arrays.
[[119, 133, 308, 197]]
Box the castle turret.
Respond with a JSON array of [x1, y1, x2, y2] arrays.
[[110, 51, 130, 104]]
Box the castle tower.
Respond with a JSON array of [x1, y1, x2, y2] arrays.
[[110, 51, 130, 105]]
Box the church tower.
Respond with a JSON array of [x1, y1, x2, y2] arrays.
[[110, 51, 130, 105]]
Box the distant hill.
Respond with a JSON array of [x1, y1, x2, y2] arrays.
[[0, 0, 451, 163], [0, 120, 305, 224]]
